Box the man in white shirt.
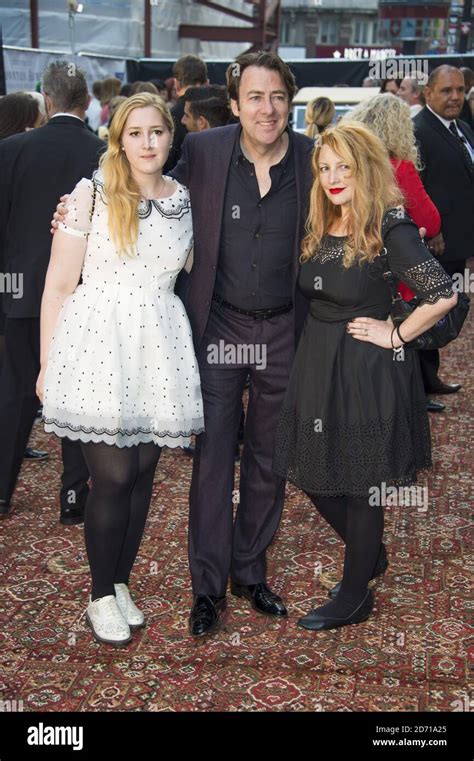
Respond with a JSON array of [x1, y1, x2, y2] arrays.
[[85, 80, 102, 133], [398, 72, 425, 118], [413, 65, 474, 396]]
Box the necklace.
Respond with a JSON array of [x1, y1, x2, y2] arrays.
[[142, 175, 168, 201]]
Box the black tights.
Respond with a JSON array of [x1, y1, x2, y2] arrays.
[[306, 493, 384, 616], [80, 441, 162, 601]]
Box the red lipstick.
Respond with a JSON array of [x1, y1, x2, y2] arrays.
[[329, 188, 345, 194]]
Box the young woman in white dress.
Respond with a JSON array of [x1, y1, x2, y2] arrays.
[[37, 93, 204, 647]]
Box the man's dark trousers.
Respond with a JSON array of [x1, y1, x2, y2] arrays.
[[0, 316, 89, 509], [188, 302, 294, 597]]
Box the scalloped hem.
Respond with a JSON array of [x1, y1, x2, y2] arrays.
[[43, 419, 204, 449]]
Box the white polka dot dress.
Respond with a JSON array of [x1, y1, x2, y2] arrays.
[[42, 172, 204, 448]]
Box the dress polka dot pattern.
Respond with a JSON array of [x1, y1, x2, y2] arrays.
[[42, 172, 204, 448]]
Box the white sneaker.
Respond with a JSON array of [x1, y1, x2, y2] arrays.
[[86, 595, 132, 647], [114, 583, 146, 630]]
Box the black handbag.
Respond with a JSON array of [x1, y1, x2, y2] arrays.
[[379, 247, 470, 350]]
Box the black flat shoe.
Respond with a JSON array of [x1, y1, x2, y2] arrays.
[[230, 581, 287, 617], [24, 448, 49, 460], [426, 398, 445, 413], [328, 544, 388, 600], [189, 594, 226, 637], [60, 505, 85, 526], [298, 589, 374, 631], [426, 381, 461, 395]]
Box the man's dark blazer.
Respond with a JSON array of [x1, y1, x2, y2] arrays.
[[0, 115, 105, 318], [169, 123, 314, 349], [413, 106, 474, 262]]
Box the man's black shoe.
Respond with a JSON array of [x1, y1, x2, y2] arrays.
[[426, 381, 461, 395], [189, 594, 226, 637], [230, 581, 287, 617]]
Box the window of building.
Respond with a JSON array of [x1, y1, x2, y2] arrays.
[[318, 19, 339, 44]]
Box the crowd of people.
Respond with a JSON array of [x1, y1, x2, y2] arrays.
[[0, 52, 471, 647]]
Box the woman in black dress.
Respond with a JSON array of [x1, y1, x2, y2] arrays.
[[272, 123, 458, 631]]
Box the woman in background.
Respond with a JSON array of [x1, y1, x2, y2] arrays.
[[0, 92, 42, 139], [305, 96, 335, 139]]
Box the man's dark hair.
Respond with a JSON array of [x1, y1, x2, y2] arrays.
[[92, 80, 102, 99], [189, 97, 231, 128], [226, 52, 296, 104], [150, 79, 167, 92], [427, 65, 463, 89], [0, 92, 40, 139], [41, 60, 89, 112], [183, 84, 227, 105], [173, 55, 208, 88]]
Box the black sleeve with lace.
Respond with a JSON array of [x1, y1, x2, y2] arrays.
[[382, 208, 455, 305]]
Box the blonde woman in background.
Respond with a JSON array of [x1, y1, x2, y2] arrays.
[[99, 76, 122, 126], [37, 93, 204, 647], [343, 93, 442, 335], [305, 96, 335, 139]]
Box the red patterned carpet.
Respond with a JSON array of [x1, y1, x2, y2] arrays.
[[0, 301, 472, 713]]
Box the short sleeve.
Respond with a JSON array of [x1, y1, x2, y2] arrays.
[[58, 177, 94, 238], [383, 211, 455, 305]]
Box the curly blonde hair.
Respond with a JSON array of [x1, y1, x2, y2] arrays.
[[341, 93, 421, 170], [99, 92, 174, 257], [300, 122, 404, 268]]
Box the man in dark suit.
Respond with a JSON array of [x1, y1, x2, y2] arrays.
[[0, 61, 104, 521], [163, 55, 209, 173], [169, 52, 313, 636], [414, 65, 474, 395]]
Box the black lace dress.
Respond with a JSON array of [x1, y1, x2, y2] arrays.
[[272, 209, 455, 497]]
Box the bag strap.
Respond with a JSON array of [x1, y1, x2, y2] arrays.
[[89, 177, 97, 224], [379, 246, 400, 302]]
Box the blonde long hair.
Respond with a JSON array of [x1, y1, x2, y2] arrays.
[[301, 122, 404, 267], [305, 97, 335, 139], [99, 93, 174, 257], [341, 93, 421, 170]]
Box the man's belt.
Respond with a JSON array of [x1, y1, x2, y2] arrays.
[[212, 294, 293, 320]]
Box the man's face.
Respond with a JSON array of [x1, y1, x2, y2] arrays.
[[384, 80, 399, 95], [398, 77, 417, 105], [181, 101, 200, 132], [230, 65, 290, 147], [425, 70, 465, 120]]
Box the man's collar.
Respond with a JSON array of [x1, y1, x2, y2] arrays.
[[233, 124, 293, 167], [49, 112, 84, 122], [426, 104, 455, 129]]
